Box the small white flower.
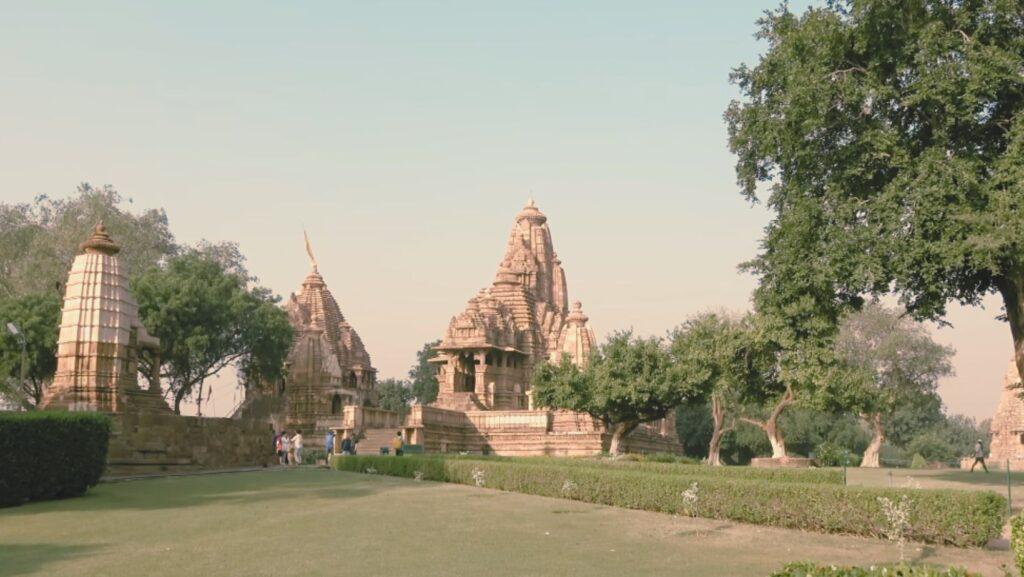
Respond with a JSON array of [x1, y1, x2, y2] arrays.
[[877, 495, 911, 561], [471, 467, 486, 487], [680, 482, 699, 514]]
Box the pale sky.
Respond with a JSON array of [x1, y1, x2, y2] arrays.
[[0, 2, 1013, 419]]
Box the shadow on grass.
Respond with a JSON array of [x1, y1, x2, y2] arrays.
[[0, 469, 423, 516], [0, 543, 105, 576]]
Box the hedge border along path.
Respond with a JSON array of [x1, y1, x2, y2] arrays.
[[332, 456, 1005, 548], [511, 456, 845, 485], [0, 411, 111, 507]]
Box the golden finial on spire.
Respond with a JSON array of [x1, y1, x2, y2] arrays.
[[303, 229, 318, 271]]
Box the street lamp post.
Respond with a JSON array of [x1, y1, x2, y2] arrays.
[[6, 322, 28, 403]]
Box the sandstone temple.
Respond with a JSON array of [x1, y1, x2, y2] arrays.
[[978, 359, 1024, 470], [335, 200, 681, 456], [240, 235, 379, 446], [42, 224, 270, 474]]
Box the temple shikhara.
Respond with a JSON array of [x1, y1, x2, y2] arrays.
[[337, 200, 681, 455], [41, 224, 167, 414], [273, 235, 378, 438]]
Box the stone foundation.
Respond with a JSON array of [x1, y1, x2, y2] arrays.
[[336, 405, 682, 457], [750, 457, 814, 468], [106, 413, 275, 476]]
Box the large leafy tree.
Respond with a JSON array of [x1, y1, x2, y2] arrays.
[[409, 339, 441, 404], [670, 312, 775, 465], [133, 251, 293, 414], [376, 378, 414, 414], [835, 302, 954, 467], [0, 184, 177, 298], [533, 331, 703, 455], [727, 1, 1024, 386], [0, 293, 61, 407]]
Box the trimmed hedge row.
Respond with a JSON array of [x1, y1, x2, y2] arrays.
[[1012, 514, 1024, 576], [511, 456, 845, 485], [769, 563, 976, 576], [0, 411, 111, 507], [332, 455, 1005, 547]]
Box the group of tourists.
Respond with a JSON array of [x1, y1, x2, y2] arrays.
[[274, 429, 304, 465], [323, 430, 356, 461], [275, 429, 406, 466]]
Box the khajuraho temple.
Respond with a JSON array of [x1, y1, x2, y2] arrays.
[[337, 200, 681, 456], [41, 223, 167, 414], [978, 360, 1024, 470], [42, 224, 271, 475], [273, 236, 378, 444]]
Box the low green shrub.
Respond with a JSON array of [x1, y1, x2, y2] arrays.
[[511, 455, 845, 485], [302, 450, 327, 465], [769, 563, 976, 576], [911, 454, 928, 470], [1011, 514, 1024, 576], [813, 442, 848, 467], [332, 455, 1004, 547], [0, 411, 111, 507], [638, 452, 699, 464]]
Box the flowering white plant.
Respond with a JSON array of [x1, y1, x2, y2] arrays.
[[471, 467, 486, 487], [365, 467, 377, 475], [877, 495, 911, 560], [680, 482, 699, 514], [414, 470, 425, 482], [561, 479, 578, 497]]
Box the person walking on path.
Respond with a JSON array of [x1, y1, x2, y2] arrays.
[[970, 438, 989, 473], [292, 430, 304, 465], [325, 430, 335, 464], [340, 434, 354, 456], [390, 432, 404, 457]]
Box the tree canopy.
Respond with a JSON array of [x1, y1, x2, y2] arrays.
[[727, 0, 1024, 382], [835, 302, 955, 466], [0, 184, 177, 299], [409, 339, 441, 404], [0, 293, 61, 407], [133, 251, 293, 414], [532, 331, 704, 454], [376, 378, 414, 414], [670, 311, 775, 464]]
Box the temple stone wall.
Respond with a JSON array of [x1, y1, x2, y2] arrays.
[[107, 413, 273, 476]]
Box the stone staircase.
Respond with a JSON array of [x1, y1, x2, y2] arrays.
[[357, 428, 402, 455]]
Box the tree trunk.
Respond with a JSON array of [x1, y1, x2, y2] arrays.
[[765, 417, 787, 459], [608, 421, 638, 456], [173, 386, 187, 415], [740, 384, 794, 460], [196, 379, 206, 417], [708, 394, 731, 466], [998, 271, 1024, 387], [860, 412, 884, 468]]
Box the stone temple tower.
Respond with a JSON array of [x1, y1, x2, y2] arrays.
[[985, 360, 1024, 468], [282, 236, 377, 432], [432, 199, 595, 411], [41, 223, 168, 413]]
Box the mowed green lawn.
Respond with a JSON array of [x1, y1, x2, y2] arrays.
[[0, 468, 1013, 577]]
